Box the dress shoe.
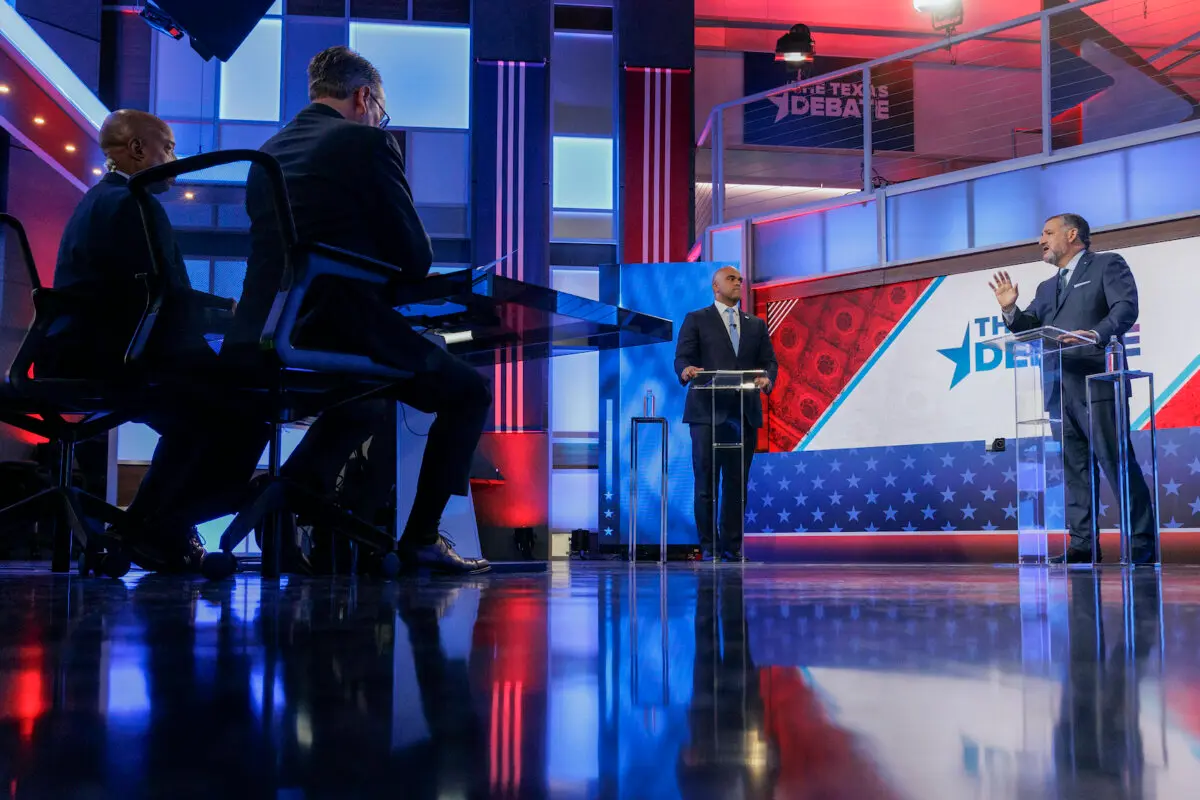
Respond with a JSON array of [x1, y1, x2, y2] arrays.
[[699, 549, 716, 562], [1130, 543, 1157, 566], [1049, 548, 1095, 565], [125, 525, 206, 574], [399, 534, 490, 575], [722, 550, 746, 563]]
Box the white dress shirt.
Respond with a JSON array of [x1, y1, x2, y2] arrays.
[[715, 300, 740, 352]]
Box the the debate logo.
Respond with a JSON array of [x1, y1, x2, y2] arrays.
[[767, 81, 892, 123], [937, 316, 1141, 389]]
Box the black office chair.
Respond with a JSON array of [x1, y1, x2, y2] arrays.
[[0, 213, 136, 577], [126, 151, 410, 580]]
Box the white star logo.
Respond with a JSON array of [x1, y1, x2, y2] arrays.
[[768, 92, 790, 122]]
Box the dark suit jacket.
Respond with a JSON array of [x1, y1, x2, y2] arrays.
[[673, 305, 778, 428], [47, 172, 206, 377], [1005, 250, 1138, 401], [235, 103, 433, 349]]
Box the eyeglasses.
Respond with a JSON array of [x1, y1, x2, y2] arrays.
[[367, 91, 390, 130]]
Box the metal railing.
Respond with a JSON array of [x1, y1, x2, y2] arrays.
[[699, 0, 1200, 229]]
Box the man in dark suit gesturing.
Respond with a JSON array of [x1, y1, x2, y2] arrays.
[[990, 213, 1155, 564], [674, 267, 778, 561]]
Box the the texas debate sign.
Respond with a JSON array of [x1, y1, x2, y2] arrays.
[[743, 53, 915, 152]]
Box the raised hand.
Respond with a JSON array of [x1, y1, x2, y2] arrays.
[[988, 270, 1019, 310]]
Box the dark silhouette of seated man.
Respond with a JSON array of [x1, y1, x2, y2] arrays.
[[49, 109, 266, 571], [239, 46, 491, 575]]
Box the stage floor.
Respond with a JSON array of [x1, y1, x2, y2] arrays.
[[0, 561, 1197, 798]]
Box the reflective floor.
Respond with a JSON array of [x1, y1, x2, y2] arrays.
[[0, 563, 1197, 799]]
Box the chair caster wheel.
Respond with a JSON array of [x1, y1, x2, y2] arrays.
[[379, 551, 401, 580], [99, 551, 132, 578], [202, 552, 238, 581]]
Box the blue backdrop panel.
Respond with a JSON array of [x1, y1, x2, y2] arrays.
[[598, 261, 720, 547]]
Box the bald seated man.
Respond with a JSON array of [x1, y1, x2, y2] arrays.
[[49, 109, 267, 572], [674, 267, 778, 562]]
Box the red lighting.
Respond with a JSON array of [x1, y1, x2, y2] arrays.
[[473, 432, 548, 529], [490, 681, 524, 795]]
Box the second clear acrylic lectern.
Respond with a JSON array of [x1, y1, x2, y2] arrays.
[[985, 326, 1096, 565], [691, 370, 766, 556]]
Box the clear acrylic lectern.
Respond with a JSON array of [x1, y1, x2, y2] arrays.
[[691, 370, 767, 557], [986, 327, 1096, 565]]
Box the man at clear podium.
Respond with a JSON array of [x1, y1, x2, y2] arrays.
[[675, 266, 778, 562], [988, 213, 1155, 564]]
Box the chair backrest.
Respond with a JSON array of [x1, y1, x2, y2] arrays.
[[1, 214, 49, 391], [124, 149, 297, 366], [129, 150, 413, 381]]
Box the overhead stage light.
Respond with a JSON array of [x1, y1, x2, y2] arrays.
[[915, 0, 964, 33], [64, 144, 76, 153], [775, 24, 816, 64], [0, 84, 10, 94]]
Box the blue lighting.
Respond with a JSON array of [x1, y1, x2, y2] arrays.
[[219, 18, 282, 121], [0, 2, 109, 130], [349, 23, 471, 130], [553, 137, 614, 211]]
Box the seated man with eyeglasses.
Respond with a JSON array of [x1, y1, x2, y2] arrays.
[[236, 46, 492, 575]]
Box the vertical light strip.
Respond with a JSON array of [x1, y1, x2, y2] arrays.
[[652, 69, 663, 263], [664, 70, 673, 264], [506, 63, 517, 433], [500, 681, 513, 789], [514, 681, 524, 789], [489, 682, 500, 788], [494, 62, 505, 431], [642, 69, 651, 264], [516, 63, 527, 430]]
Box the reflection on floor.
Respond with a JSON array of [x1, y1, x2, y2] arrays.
[[0, 563, 1196, 798]]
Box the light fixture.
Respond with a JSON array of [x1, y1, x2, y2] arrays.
[[92, 168, 103, 176], [775, 24, 816, 64], [915, 0, 963, 33], [0, 84, 10, 94], [32, 116, 44, 125], [183, 191, 195, 200], [64, 144, 76, 153]]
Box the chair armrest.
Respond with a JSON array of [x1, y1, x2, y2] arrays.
[[189, 290, 236, 313], [299, 242, 410, 285]]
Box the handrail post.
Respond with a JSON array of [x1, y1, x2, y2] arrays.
[[863, 66, 873, 194], [712, 110, 725, 227], [1041, 13, 1053, 156]]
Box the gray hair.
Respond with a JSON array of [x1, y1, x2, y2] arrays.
[[1047, 212, 1091, 248], [307, 45, 382, 101]]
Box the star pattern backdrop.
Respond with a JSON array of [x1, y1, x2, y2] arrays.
[[745, 430, 1200, 535]]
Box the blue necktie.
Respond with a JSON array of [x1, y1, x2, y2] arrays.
[[1057, 268, 1069, 303], [726, 308, 740, 356]]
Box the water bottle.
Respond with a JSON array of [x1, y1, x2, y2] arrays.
[[644, 389, 655, 417], [1105, 335, 1124, 373]]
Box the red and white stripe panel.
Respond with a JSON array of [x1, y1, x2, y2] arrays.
[[493, 60, 529, 432], [623, 67, 692, 265]]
